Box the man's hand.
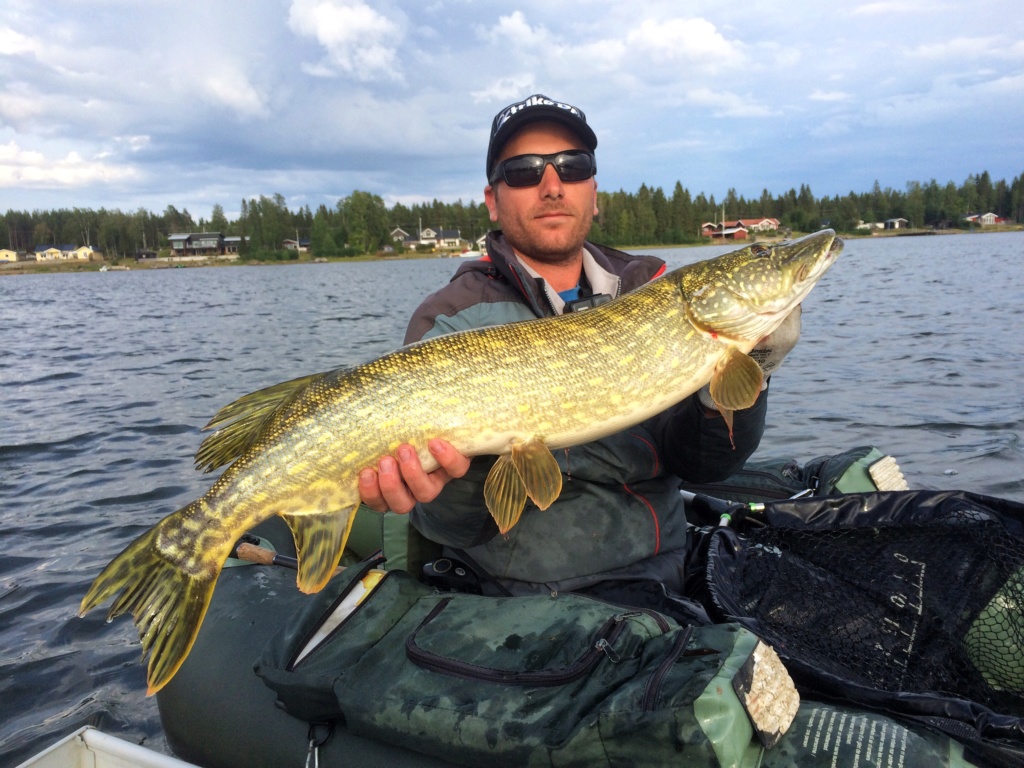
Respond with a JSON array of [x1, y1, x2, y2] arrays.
[[358, 439, 471, 514], [748, 303, 802, 378]]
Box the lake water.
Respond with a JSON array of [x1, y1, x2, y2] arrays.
[[1, 232, 1022, 764]]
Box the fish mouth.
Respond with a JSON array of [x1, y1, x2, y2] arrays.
[[753, 230, 842, 307], [802, 233, 843, 280]]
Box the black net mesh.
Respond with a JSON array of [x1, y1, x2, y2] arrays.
[[717, 506, 1024, 716]]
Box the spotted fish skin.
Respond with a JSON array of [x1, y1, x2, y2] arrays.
[[79, 230, 842, 694]]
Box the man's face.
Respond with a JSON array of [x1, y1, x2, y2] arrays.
[[484, 121, 598, 266]]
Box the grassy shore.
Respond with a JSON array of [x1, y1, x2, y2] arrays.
[[2, 226, 1018, 276]]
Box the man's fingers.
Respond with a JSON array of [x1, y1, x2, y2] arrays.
[[357, 468, 388, 512], [395, 444, 448, 505], [429, 439, 471, 479], [378, 454, 419, 514], [357, 441, 471, 515]]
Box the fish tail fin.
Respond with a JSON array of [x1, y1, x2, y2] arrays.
[[79, 526, 218, 696]]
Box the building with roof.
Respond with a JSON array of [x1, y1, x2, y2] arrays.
[[282, 238, 311, 252], [701, 218, 778, 240], [700, 223, 749, 240], [168, 233, 225, 256], [964, 212, 1007, 226]]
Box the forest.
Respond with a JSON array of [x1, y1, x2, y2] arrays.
[[4, 170, 1022, 260]]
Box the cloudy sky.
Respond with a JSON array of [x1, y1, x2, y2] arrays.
[[1, 0, 1022, 220]]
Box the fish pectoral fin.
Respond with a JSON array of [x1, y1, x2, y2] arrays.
[[195, 371, 329, 473], [709, 348, 764, 411], [709, 349, 765, 446], [281, 505, 358, 594], [483, 455, 528, 535], [78, 521, 219, 696], [510, 438, 563, 511]]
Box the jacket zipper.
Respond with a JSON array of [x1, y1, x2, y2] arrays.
[[641, 626, 694, 711], [405, 599, 629, 686]]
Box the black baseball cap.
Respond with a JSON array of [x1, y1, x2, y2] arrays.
[[486, 94, 598, 178]]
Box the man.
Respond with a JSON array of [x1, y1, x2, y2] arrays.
[[358, 95, 796, 606]]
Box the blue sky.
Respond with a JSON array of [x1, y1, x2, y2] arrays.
[[1, 0, 1022, 220]]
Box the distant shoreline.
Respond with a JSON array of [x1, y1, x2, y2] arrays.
[[2, 226, 1018, 277]]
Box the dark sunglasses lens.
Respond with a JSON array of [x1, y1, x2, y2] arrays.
[[554, 153, 594, 182], [502, 157, 546, 187]]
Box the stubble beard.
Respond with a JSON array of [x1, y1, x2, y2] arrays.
[[503, 209, 594, 266]]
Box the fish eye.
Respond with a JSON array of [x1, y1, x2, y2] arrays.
[[751, 245, 771, 259]]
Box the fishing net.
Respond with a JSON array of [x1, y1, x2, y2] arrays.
[[705, 490, 1024, 763]]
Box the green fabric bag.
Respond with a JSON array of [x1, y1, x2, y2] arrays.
[[255, 560, 800, 767]]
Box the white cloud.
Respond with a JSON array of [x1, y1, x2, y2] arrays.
[[0, 84, 48, 127], [685, 87, 773, 118], [0, 25, 40, 56], [202, 70, 268, 118], [114, 136, 151, 153], [0, 141, 139, 188], [809, 89, 851, 102], [626, 18, 746, 70], [908, 36, 1024, 62], [481, 11, 553, 48], [471, 76, 536, 104], [287, 0, 405, 81], [850, 1, 940, 16]]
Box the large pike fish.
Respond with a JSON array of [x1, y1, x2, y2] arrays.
[[80, 230, 842, 694]]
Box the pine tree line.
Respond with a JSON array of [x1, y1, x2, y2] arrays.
[[4, 170, 1021, 259]]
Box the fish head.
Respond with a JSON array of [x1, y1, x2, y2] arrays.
[[680, 229, 842, 342]]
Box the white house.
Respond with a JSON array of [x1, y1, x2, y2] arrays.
[[964, 212, 1006, 226], [34, 245, 64, 261], [418, 227, 464, 249]]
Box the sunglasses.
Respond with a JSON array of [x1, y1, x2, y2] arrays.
[[489, 150, 597, 188]]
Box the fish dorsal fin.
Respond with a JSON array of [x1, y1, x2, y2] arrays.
[[709, 348, 764, 444], [483, 439, 563, 535], [195, 372, 325, 473], [281, 504, 359, 594]]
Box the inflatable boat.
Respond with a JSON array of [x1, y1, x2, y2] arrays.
[[154, 476, 1024, 768]]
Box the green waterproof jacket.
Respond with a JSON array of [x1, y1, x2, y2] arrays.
[[406, 232, 768, 594]]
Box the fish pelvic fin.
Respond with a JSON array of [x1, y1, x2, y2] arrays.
[[709, 348, 765, 446], [511, 438, 563, 510], [78, 525, 218, 696], [282, 504, 358, 594], [484, 438, 563, 535], [484, 455, 528, 535], [195, 371, 327, 473]]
